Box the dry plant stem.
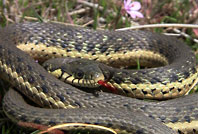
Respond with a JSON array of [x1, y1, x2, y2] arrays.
[[43, 3, 52, 18], [82, 20, 94, 27], [65, 1, 73, 24], [77, 0, 103, 10], [117, 24, 198, 44], [14, 0, 20, 22], [163, 33, 181, 36], [2, 0, 7, 14], [69, 8, 90, 16], [164, 29, 198, 44], [2, 0, 11, 24], [39, 123, 117, 134], [116, 23, 198, 31], [173, 28, 198, 44], [17, 16, 38, 21]]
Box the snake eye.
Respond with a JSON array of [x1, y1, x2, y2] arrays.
[[75, 70, 84, 79]]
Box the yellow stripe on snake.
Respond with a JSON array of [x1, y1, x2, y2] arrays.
[[1, 22, 198, 134]]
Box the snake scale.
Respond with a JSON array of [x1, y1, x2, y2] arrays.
[[1, 22, 198, 134]]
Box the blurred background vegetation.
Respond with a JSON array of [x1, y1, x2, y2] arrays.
[[0, 0, 198, 134]]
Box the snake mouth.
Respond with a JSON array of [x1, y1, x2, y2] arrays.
[[97, 80, 117, 93]]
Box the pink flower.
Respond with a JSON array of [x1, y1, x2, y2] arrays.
[[124, 0, 144, 19]]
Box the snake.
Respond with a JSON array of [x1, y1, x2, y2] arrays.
[[1, 22, 198, 134]]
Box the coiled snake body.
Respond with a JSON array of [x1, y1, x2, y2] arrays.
[[1, 22, 198, 134]]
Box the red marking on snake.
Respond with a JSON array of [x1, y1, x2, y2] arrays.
[[98, 80, 118, 93]]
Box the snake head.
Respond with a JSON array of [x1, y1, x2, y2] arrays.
[[43, 58, 106, 88]]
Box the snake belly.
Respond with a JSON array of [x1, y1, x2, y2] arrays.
[[0, 22, 198, 134]]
